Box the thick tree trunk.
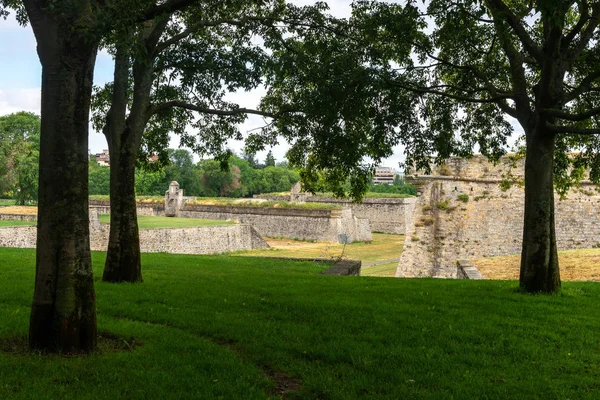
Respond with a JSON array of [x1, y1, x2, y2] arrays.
[[519, 127, 561, 293], [102, 142, 143, 283], [29, 34, 98, 352]]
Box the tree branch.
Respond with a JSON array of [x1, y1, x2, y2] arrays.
[[547, 122, 600, 135], [562, 0, 590, 47], [568, 2, 600, 61], [565, 69, 600, 102], [149, 101, 295, 119], [138, 0, 200, 23], [544, 106, 600, 121], [484, 0, 543, 62]]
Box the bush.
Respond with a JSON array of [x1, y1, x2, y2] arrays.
[[457, 194, 469, 203]]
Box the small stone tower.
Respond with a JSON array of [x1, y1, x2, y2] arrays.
[[165, 181, 183, 217]]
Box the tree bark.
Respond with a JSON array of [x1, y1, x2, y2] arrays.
[[102, 141, 143, 282], [519, 126, 561, 293], [29, 24, 98, 352]]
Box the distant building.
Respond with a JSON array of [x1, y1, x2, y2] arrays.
[[373, 166, 396, 185], [95, 149, 110, 166], [91, 150, 159, 167]]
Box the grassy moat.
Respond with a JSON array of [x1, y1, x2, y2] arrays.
[[0, 248, 599, 399]]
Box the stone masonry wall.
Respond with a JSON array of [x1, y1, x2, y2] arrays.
[[397, 155, 600, 278], [89, 200, 164, 216], [0, 223, 268, 255], [254, 194, 416, 234], [179, 204, 372, 242], [0, 214, 37, 222]]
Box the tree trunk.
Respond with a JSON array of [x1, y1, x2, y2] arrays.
[[519, 127, 561, 293], [102, 141, 143, 283], [29, 31, 98, 352], [101, 41, 143, 283], [101, 21, 167, 282]]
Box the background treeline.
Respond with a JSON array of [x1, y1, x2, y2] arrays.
[[369, 175, 417, 196], [0, 112, 40, 204], [1, 112, 415, 202], [89, 149, 301, 197]]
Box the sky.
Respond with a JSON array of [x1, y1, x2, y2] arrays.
[[0, 0, 519, 171]]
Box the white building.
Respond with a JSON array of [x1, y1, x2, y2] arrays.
[[373, 166, 396, 185]]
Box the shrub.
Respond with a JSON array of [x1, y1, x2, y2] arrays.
[[457, 194, 469, 203], [436, 200, 450, 210]]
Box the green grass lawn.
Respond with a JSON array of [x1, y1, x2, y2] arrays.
[[1, 248, 599, 399], [0, 220, 36, 227], [0, 199, 15, 206], [98, 215, 234, 229]]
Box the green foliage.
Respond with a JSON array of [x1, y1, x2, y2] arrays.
[[436, 200, 450, 210], [457, 194, 469, 203], [499, 179, 513, 192], [368, 178, 417, 196], [264, 150, 276, 167], [0, 112, 40, 204], [89, 158, 111, 196]]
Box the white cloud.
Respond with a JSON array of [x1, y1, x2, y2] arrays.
[[0, 88, 41, 116]]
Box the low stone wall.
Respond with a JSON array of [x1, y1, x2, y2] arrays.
[[254, 194, 416, 234], [0, 223, 268, 255], [0, 226, 37, 248], [456, 260, 484, 280], [89, 200, 165, 216], [179, 204, 372, 242], [0, 214, 37, 222], [322, 260, 362, 276]]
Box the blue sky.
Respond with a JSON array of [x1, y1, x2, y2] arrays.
[[0, 1, 415, 171]]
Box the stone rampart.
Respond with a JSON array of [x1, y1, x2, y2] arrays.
[[0, 214, 37, 222], [253, 194, 416, 234], [0, 223, 268, 255], [179, 204, 372, 242], [89, 200, 164, 216], [397, 155, 600, 278]]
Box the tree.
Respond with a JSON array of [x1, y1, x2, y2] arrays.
[[93, 1, 339, 282], [1, 0, 200, 353], [0, 112, 40, 203], [91, 1, 298, 283], [258, 1, 600, 293], [265, 150, 276, 167]]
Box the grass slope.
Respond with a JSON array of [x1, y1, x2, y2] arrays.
[[1, 248, 599, 399], [473, 248, 600, 281], [239, 233, 403, 262], [0, 220, 36, 227], [98, 215, 234, 229]]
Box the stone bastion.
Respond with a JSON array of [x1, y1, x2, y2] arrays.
[[0, 210, 268, 255], [397, 154, 600, 278]]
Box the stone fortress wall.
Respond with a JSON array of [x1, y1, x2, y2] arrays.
[[0, 210, 269, 254], [254, 183, 417, 235], [396, 155, 600, 278], [178, 204, 372, 243]]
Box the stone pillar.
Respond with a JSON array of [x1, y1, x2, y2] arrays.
[[88, 208, 100, 229], [290, 181, 307, 202], [165, 181, 183, 217]]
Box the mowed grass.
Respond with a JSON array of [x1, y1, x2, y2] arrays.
[[0, 220, 36, 227], [0, 199, 15, 206], [238, 233, 403, 277], [238, 233, 403, 263], [473, 247, 600, 281], [1, 248, 599, 399], [98, 215, 234, 229]]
